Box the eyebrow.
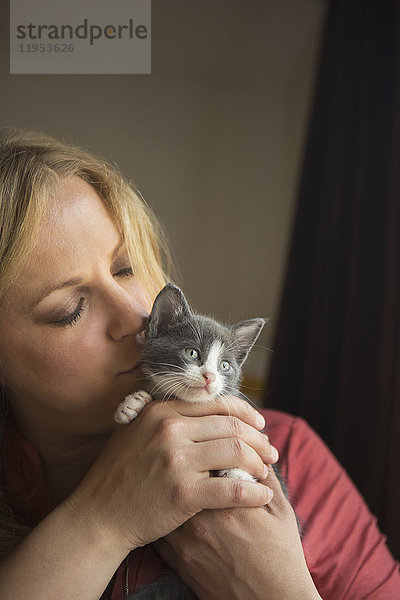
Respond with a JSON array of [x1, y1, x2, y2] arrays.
[[30, 238, 125, 309]]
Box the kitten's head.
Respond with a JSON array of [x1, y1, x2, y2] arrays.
[[141, 284, 266, 402]]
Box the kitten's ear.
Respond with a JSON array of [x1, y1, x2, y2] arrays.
[[231, 318, 267, 366], [147, 283, 192, 337]]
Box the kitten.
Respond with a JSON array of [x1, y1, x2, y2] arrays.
[[114, 284, 296, 600], [115, 283, 266, 482]]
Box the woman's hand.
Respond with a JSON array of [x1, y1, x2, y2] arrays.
[[155, 466, 322, 600], [66, 397, 278, 556]]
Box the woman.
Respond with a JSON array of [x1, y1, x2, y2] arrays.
[[0, 128, 397, 599]]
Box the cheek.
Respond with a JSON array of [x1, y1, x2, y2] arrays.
[[4, 329, 105, 387]]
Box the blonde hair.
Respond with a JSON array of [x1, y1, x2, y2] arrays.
[[0, 128, 171, 558]]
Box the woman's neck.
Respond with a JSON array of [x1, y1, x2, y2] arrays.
[[11, 406, 112, 508], [40, 436, 109, 508]]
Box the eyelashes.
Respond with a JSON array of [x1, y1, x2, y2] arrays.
[[50, 265, 134, 328], [115, 266, 134, 278], [52, 297, 85, 328]]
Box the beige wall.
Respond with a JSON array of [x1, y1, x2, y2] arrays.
[[0, 0, 327, 392]]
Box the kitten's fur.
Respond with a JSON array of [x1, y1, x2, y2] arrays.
[[115, 283, 265, 481]]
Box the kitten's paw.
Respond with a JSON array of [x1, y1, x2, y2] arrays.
[[216, 468, 257, 482], [114, 390, 152, 424]]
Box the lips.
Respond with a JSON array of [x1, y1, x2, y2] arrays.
[[119, 362, 142, 375]]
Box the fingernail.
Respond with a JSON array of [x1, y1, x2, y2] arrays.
[[265, 487, 274, 504], [263, 464, 269, 479], [256, 413, 265, 429], [270, 446, 279, 462]]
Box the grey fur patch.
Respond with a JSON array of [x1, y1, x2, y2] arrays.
[[128, 572, 196, 600]]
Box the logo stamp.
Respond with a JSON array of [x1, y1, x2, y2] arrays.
[[10, 0, 151, 74]]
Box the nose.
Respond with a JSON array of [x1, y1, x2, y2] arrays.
[[106, 285, 149, 342], [202, 372, 216, 386]]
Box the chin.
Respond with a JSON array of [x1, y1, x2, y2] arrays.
[[179, 386, 222, 403]]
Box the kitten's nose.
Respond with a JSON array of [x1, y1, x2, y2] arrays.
[[203, 372, 216, 385]]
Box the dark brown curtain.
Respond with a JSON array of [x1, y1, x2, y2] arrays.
[[264, 0, 400, 559]]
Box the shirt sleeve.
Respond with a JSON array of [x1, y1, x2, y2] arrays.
[[281, 416, 400, 599]]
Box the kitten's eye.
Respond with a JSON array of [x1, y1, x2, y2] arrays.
[[220, 360, 231, 371], [185, 348, 199, 361]]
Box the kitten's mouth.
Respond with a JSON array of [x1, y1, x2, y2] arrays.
[[186, 383, 208, 390], [187, 383, 218, 394]]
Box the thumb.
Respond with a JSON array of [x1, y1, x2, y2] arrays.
[[262, 465, 302, 535], [261, 464, 292, 511]]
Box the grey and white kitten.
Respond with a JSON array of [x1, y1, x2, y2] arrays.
[[113, 284, 295, 600], [115, 283, 265, 482]]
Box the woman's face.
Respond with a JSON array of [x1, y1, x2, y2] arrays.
[[0, 176, 153, 438]]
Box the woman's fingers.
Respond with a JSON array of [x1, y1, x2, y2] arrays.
[[194, 476, 273, 510], [190, 438, 268, 481], [188, 415, 278, 465], [166, 396, 265, 431], [142, 401, 278, 478], [75, 396, 280, 553], [261, 465, 294, 512]]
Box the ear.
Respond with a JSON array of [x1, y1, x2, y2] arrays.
[[231, 318, 267, 366], [147, 283, 192, 337]]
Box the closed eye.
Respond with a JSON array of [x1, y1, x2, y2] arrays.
[[114, 266, 134, 277], [50, 297, 86, 328]]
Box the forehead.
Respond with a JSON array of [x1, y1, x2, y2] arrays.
[[5, 177, 120, 307], [44, 176, 116, 245]]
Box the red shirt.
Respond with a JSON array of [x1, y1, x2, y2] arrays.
[[3, 409, 400, 599]]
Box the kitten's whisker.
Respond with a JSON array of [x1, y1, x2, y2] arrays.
[[155, 384, 176, 401], [150, 379, 181, 396], [240, 384, 263, 392], [185, 318, 202, 342], [152, 378, 186, 400], [146, 362, 187, 373], [236, 389, 258, 409], [162, 382, 186, 401], [155, 362, 187, 371], [215, 392, 233, 420], [147, 371, 183, 378], [253, 344, 275, 355]]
